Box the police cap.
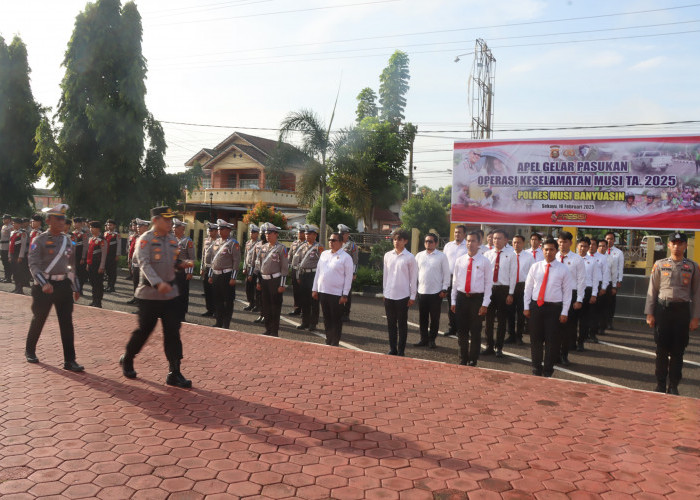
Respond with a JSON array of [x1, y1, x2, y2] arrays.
[[669, 232, 688, 243]]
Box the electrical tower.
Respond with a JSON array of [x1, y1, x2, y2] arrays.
[[469, 39, 496, 139]]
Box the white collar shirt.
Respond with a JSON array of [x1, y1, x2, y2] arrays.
[[582, 254, 602, 295], [484, 247, 518, 294], [524, 260, 573, 312], [312, 248, 354, 297], [591, 252, 611, 289], [528, 246, 545, 262], [478, 244, 489, 255], [416, 249, 451, 295], [443, 239, 468, 273], [513, 250, 535, 283], [606, 245, 624, 285], [383, 248, 418, 300], [556, 251, 586, 300], [451, 253, 493, 307]]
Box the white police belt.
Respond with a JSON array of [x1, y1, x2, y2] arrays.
[[299, 268, 316, 274], [48, 274, 67, 281], [262, 272, 282, 280], [212, 268, 233, 275]]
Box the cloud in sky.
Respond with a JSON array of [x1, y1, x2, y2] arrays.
[[630, 56, 666, 71]]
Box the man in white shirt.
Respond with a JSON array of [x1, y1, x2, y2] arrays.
[[451, 231, 493, 366], [556, 231, 586, 366], [604, 231, 625, 330], [443, 225, 468, 336], [591, 238, 611, 339], [528, 232, 545, 262], [587, 237, 610, 344], [414, 233, 451, 348], [524, 238, 573, 377], [577, 237, 602, 351], [383, 229, 418, 356], [483, 229, 518, 357], [506, 235, 535, 346], [312, 232, 354, 346]]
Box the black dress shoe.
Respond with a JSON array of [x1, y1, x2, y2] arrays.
[[589, 335, 599, 344], [576, 344, 585, 352], [25, 351, 39, 363], [296, 324, 309, 330], [429, 340, 437, 348], [254, 316, 264, 323], [503, 336, 516, 344], [443, 330, 455, 337], [252, 306, 260, 312], [243, 304, 254, 311], [667, 385, 679, 395], [413, 340, 429, 347], [308, 325, 317, 332], [64, 360, 84, 372], [481, 347, 495, 356], [654, 383, 666, 393], [495, 349, 504, 358], [517, 339, 525, 346], [386, 350, 398, 356], [468, 361, 477, 367], [288, 309, 301, 316], [166, 372, 192, 388], [119, 354, 137, 379], [560, 356, 571, 367], [125, 298, 136, 305]]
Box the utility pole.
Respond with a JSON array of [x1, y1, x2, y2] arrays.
[[404, 123, 417, 200], [469, 39, 496, 139]]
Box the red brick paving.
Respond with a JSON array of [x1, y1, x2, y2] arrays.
[[1, 291, 699, 499]]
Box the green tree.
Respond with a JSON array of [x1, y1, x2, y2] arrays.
[[0, 35, 42, 214], [355, 87, 377, 123], [416, 185, 451, 212], [242, 201, 287, 229], [37, 0, 182, 223], [305, 196, 355, 233], [400, 193, 450, 238], [379, 50, 410, 127]]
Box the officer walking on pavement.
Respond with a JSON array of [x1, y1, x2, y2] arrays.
[[338, 224, 359, 322], [173, 218, 196, 320], [200, 223, 219, 317], [25, 204, 84, 372], [645, 232, 700, 395], [296, 224, 323, 331], [243, 224, 260, 311], [120, 206, 194, 388], [209, 219, 241, 329], [255, 223, 289, 336]]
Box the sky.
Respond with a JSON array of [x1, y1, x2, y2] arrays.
[[2, 0, 700, 190]]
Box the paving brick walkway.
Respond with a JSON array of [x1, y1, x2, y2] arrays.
[[1, 291, 699, 499]]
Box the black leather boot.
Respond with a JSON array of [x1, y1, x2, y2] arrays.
[[119, 354, 137, 379], [166, 360, 192, 388]]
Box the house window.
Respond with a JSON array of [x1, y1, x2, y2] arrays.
[[201, 177, 211, 189], [239, 173, 260, 189], [226, 174, 238, 188]]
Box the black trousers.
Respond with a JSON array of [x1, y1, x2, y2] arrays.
[[88, 263, 104, 306], [105, 253, 117, 288], [560, 290, 579, 357], [319, 293, 344, 346], [446, 283, 456, 333], [175, 271, 191, 322], [507, 282, 526, 339], [455, 292, 484, 365], [132, 267, 140, 293], [607, 286, 617, 325], [576, 287, 593, 345], [300, 272, 319, 327], [213, 272, 235, 329], [417, 292, 442, 341], [654, 302, 690, 386], [11, 252, 29, 288], [343, 289, 353, 318], [126, 298, 183, 364], [76, 258, 88, 294], [202, 266, 215, 314], [529, 301, 563, 376], [25, 281, 76, 362], [291, 273, 301, 310], [385, 297, 409, 355], [245, 272, 259, 308], [485, 285, 509, 349], [261, 276, 283, 336], [1, 249, 11, 281], [598, 284, 613, 334]]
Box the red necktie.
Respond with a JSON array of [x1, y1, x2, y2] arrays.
[[516, 254, 520, 282], [465, 257, 473, 293], [493, 251, 500, 282], [537, 263, 550, 307], [532, 249, 536, 259], [560, 254, 565, 263], [608, 248, 610, 255], [87, 239, 95, 265]]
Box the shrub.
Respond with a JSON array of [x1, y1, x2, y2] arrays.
[[352, 266, 383, 292]]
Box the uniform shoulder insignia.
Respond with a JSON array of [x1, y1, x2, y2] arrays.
[[140, 240, 147, 248], [234, 243, 240, 250], [188, 241, 193, 248]]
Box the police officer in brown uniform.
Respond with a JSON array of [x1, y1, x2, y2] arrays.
[[173, 218, 196, 320], [252, 227, 267, 323], [296, 224, 323, 331], [645, 232, 700, 395], [255, 223, 289, 336], [338, 224, 359, 322], [25, 204, 84, 371], [288, 224, 306, 316], [120, 206, 194, 388], [86, 221, 108, 307], [10, 217, 30, 294], [200, 223, 219, 317], [208, 219, 241, 329], [103, 219, 121, 292], [243, 224, 260, 311], [71, 217, 88, 294]]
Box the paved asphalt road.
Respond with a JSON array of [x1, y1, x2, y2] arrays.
[[3, 270, 698, 399]]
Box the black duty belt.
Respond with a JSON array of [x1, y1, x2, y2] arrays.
[[458, 292, 484, 298], [657, 299, 690, 308]]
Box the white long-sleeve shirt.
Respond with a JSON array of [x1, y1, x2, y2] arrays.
[[582, 254, 602, 296], [513, 250, 535, 283], [591, 251, 611, 289], [451, 253, 493, 307], [484, 247, 518, 294], [556, 250, 586, 300], [312, 248, 354, 297], [606, 246, 625, 285], [443, 238, 468, 274], [527, 246, 545, 262], [415, 249, 451, 295], [524, 260, 573, 313], [383, 248, 418, 300]]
